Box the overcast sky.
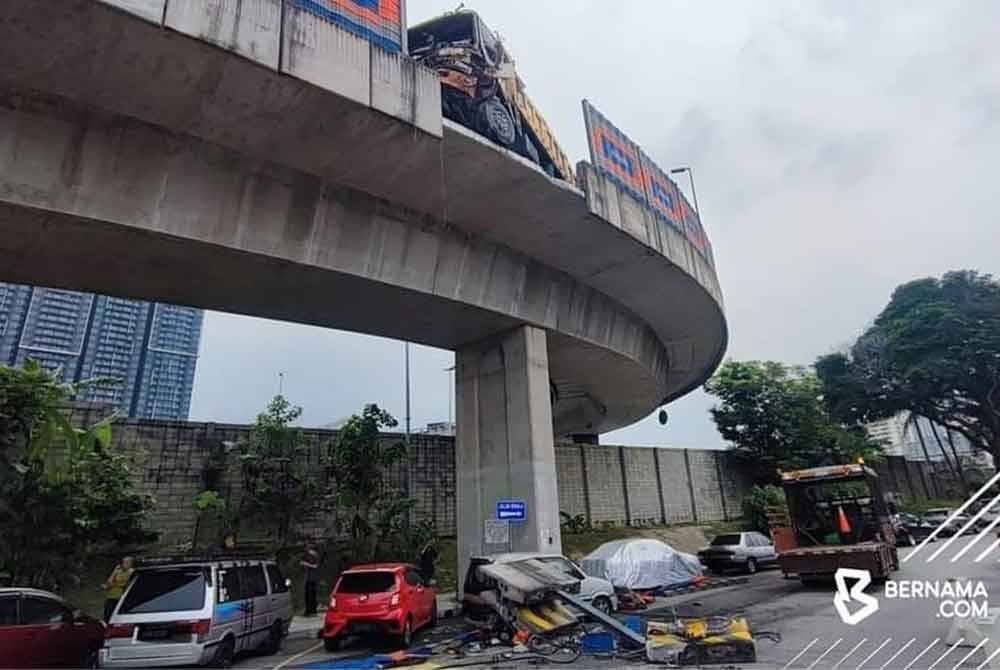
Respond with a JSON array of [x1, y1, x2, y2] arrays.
[[189, 0, 1000, 446]]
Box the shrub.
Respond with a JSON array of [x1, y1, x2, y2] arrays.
[[742, 484, 786, 534]]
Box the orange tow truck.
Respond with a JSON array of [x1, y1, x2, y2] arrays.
[[769, 463, 900, 584]]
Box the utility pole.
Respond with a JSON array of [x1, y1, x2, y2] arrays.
[[404, 342, 411, 441], [445, 364, 456, 427]]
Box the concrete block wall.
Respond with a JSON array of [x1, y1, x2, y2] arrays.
[[656, 449, 695, 523], [582, 445, 627, 524], [686, 449, 728, 522], [555, 446, 588, 520], [81, 412, 955, 544], [622, 447, 661, 524]]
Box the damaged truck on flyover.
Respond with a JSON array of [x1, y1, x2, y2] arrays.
[[408, 10, 575, 182]]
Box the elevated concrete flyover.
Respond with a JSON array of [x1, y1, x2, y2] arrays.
[[0, 0, 727, 572]]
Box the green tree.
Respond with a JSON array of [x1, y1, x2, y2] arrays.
[[0, 361, 154, 589], [742, 484, 786, 534], [236, 395, 318, 546], [704, 360, 882, 484], [327, 404, 431, 563], [818, 271, 1000, 467]]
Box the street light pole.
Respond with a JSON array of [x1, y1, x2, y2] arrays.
[[670, 166, 701, 219], [445, 364, 456, 427], [404, 342, 411, 441], [278, 371, 284, 396]]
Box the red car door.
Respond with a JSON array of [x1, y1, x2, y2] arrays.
[[404, 569, 431, 626], [19, 595, 86, 667], [0, 594, 29, 669]]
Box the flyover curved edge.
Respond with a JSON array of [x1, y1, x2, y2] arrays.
[[0, 0, 727, 435]]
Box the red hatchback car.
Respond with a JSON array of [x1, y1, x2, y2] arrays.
[[322, 563, 437, 651], [0, 588, 105, 668]]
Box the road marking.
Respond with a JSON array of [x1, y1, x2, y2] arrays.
[[905, 472, 1000, 562], [903, 638, 940, 670], [879, 637, 916, 670], [832, 639, 868, 670], [782, 637, 820, 669], [977, 645, 1000, 670], [975, 537, 1000, 562], [926, 638, 964, 670], [953, 508, 1000, 562], [952, 638, 989, 670], [928, 492, 1000, 562], [855, 637, 891, 670], [271, 640, 323, 670], [806, 638, 842, 670]]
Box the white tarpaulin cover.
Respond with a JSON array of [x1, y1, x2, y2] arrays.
[[581, 538, 703, 590]]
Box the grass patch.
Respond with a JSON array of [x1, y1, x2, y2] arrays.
[[899, 498, 965, 515]]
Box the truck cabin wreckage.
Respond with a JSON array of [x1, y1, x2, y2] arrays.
[[408, 10, 575, 182]]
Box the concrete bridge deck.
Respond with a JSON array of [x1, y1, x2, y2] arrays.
[[0, 0, 727, 567]]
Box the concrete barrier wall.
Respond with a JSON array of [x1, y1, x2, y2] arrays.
[[99, 0, 442, 137], [74, 409, 952, 544]]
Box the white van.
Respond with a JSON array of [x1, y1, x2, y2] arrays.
[[100, 557, 293, 668]]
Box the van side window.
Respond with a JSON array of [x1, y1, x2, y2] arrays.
[[218, 568, 243, 604], [266, 565, 288, 594], [240, 566, 268, 599]]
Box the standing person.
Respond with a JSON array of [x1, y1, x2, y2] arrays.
[[102, 557, 135, 622], [418, 539, 438, 583], [301, 544, 320, 617]]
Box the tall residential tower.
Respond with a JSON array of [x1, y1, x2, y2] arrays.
[[0, 283, 203, 419]]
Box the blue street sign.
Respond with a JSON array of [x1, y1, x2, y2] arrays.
[[496, 499, 527, 521]]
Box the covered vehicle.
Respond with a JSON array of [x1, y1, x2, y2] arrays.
[[581, 539, 703, 591]]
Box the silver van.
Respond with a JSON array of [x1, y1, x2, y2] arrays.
[[99, 557, 293, 668]]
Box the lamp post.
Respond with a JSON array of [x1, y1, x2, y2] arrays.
[[445, 364, 456, 427], [670, 166, 701, 218], [404, 342, 411, 441], [278, 371, 284, 396]]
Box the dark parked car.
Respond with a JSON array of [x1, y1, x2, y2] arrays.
[[0, 588, 104, 668], [922, 508, 975, 537], [698, 532, 778, 574], [893, 513, 938, 546]]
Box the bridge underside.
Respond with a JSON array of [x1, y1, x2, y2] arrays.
[[0, 0, 728, 568]]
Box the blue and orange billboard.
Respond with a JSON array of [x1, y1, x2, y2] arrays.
[[582, 100, 647, 203], [639, 150, 684, 235], [291, 0, 404, 53], [583, 100, 713, 266]]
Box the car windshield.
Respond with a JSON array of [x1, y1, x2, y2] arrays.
[[337, 571, 397, 594], [119, 569, 206, 614], [711, 534, 741, 546]]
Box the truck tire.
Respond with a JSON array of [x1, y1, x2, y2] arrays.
[[477, 97, 516, 147]]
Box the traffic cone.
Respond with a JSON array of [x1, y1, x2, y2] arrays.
[[837, 505, 852, 534]]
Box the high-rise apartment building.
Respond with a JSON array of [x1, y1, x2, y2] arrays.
[[0, 283, 203, 419], [865, 411, 976, 463]]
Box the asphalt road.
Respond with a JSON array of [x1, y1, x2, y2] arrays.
[[233, 538, 1000, 669]]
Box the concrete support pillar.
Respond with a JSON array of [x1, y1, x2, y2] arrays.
[[455, 325, 562, 592]]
